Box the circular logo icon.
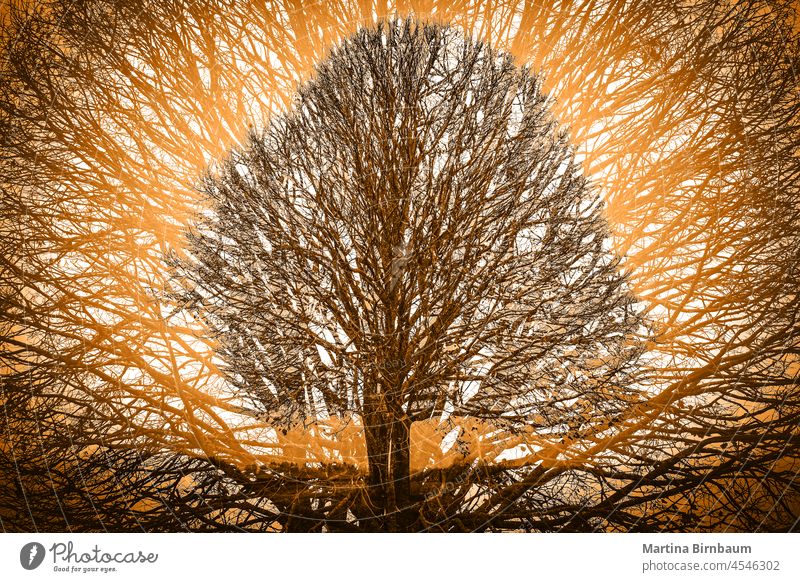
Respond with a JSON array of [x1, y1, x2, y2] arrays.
[[20, 542, 46, 570]]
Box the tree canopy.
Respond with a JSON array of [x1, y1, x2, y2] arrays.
[[171, 19, 648, 531]]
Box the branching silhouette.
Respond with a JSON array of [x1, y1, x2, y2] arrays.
[[1, 0, 798, 532], [171, 19, 648, 531]]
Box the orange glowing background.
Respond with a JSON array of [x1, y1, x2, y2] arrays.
[[1, 0, 798, 531]]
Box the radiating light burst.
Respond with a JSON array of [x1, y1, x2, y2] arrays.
[[1, 0, 798, 531]]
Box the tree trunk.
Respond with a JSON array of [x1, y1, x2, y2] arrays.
[[364, 415, 413, 531]]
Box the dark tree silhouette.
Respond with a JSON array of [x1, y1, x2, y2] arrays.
[[171, 19, 647, 531]]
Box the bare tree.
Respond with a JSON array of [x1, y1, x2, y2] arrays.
[[1, 0, 798, 532], [171, 19, 647, 531]]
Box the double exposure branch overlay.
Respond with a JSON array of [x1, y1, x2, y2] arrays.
[[1, 0, 798, 532]]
